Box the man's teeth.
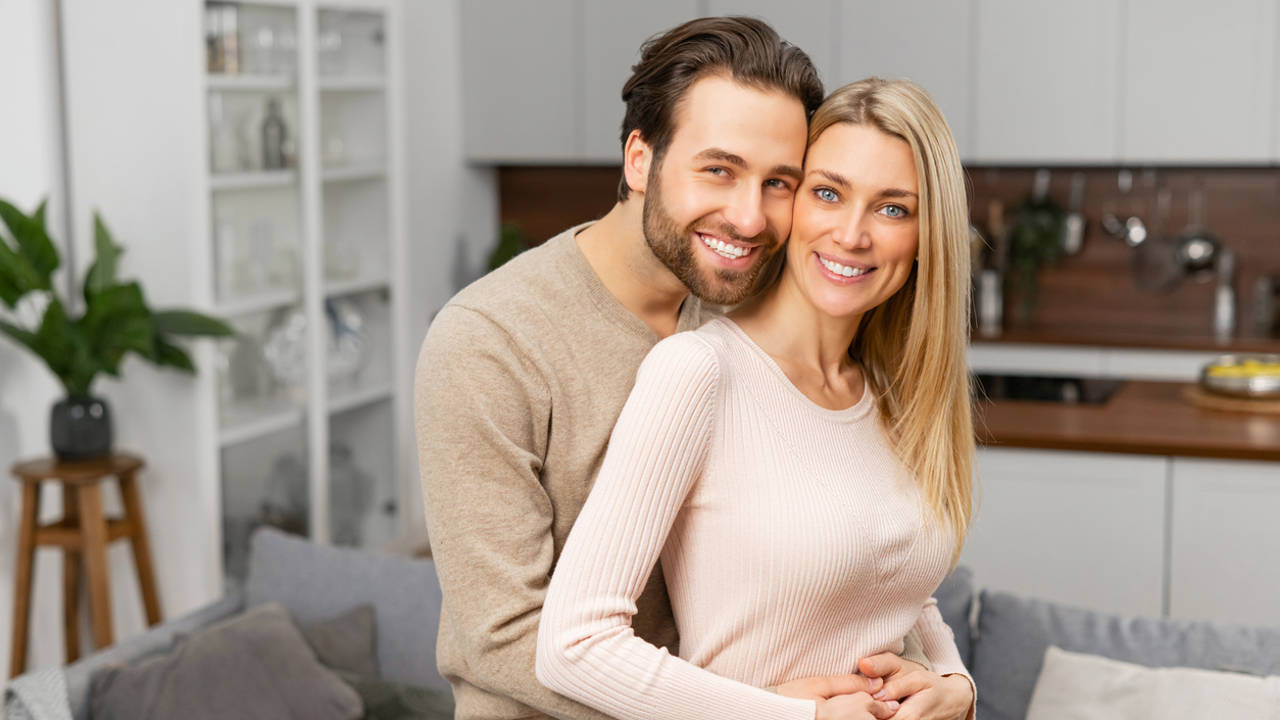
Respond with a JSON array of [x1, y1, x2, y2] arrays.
[[700, 234, 749, 259], [820, 257, 870, 277]]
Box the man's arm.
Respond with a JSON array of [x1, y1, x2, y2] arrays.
[[415, 305, 612, 720]]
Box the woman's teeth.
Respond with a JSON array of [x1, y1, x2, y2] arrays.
[[701, 234, 749, 259], [820, 257, 870, 277]]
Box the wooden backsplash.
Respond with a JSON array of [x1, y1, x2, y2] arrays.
[[499, 166, 1280, 341]]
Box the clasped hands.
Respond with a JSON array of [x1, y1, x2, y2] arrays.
[[776, 654, 972, 720]]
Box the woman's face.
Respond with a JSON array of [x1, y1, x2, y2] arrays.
[[787, 122, 920, 323]]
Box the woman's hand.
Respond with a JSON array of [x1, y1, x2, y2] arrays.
[[857, 654, 974, 720], [777, 673, 884, 701], [815, 692, 900, 720]]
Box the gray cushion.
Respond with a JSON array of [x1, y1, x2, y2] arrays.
[[301, 604, 379, 678], [932, 565, 975, 669], [972, 589, 1280, 720], [89, 602, 362, 720], [66, 590, 247, 720], [246, 527, 447, 691]]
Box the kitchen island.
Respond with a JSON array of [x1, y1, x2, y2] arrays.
[[962, 379, 1280, 630]]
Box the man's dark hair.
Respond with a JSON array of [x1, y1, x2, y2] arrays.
[[617, 16, 824, 202]]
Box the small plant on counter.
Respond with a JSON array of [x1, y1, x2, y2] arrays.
[[487, 222, 528, 272], [1007, 193, 1066, 325], [0, 196, 233, 460]]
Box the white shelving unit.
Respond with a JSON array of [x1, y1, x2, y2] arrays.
[[201, 0, 409, 585]]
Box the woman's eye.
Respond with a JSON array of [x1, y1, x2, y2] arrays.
[[814, 188, 839, 203], [881, 204, 909, 218]]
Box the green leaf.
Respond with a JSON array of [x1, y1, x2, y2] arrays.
[[0, 197, 59, 281], [0, 234, 47, 308], [32, 298, 76, 381], [152, 309, 233, 337], [0, 318, 40, 356], [80, 282, 155, 375], [83, 213, 124, 301], [153, 336, 195, 372]]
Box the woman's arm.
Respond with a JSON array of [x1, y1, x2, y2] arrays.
[[537, 335, 830, 720]]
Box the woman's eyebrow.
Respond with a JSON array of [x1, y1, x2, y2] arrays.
[[807, 168, 851, 188]]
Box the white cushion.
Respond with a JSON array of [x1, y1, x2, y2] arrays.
[[1026, 646, 1280, 720]]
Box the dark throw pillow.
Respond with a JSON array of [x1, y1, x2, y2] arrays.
[[301, 604, 380, 678], [89, 602, 363, 720]]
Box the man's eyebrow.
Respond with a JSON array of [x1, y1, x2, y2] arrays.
[[695, 148, 803, 183], [695, 148, 748, 168]]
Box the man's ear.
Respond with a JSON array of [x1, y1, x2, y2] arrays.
[[622, 129, 652, 195]]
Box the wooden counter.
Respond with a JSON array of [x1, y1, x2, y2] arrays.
[[976, 380, 1280, 462]]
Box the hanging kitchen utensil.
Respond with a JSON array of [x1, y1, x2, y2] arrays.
[[1133, 186, 1180, 293], [1174, 183, 1221, 282], [1061, 172, 1087, 255]]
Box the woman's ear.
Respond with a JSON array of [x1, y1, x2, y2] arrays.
[[622, 129, 652, 196]]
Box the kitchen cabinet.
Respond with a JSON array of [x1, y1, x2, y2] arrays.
[[1121, 0, 1276, 164], [460, 0, 578, 162], [971, 0, 1121, 163], [1169, 458, 1280, 626], [582, 0, 699, 163], [962, 448, 1168, 616], [836, 0, 974, 158], [706, 1, 836, 91]]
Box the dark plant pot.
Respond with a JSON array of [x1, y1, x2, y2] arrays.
[[50, 395, 113, 461]]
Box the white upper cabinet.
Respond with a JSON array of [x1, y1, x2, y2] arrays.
[[836, 0, 974, 158], [1122, 0, 1276, 164], [582, 0, 699, 162], [461, 0, 578, 162], [706, 1, 837, 91], [972, 0, 1121, 163]]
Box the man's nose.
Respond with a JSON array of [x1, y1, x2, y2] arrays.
[[723, 186, 767, 239]]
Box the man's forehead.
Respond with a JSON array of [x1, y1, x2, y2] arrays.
[[668, 75, 807, 164]]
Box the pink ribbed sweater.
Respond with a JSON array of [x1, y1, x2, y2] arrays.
[[537, 318, 969, 720]]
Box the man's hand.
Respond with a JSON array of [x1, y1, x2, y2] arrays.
[[776, 673, 884, 701], [857, 654, 973, 720]]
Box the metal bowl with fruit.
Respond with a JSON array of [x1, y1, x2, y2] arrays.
[[1200, 354, 1280, 398]]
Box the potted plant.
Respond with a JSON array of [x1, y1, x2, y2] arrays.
[[0, 197, 233, 461]]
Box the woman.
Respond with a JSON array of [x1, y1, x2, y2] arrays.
[[537, 78, 976, 720]]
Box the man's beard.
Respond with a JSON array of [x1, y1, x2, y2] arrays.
[[641, 165, 781, 306]]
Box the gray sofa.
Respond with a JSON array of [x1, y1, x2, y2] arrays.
[[932, 566, 1280, 720], [9, 533, 1279, 720], [5, 526, 450, 720]]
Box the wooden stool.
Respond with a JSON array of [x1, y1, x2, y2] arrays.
[[8, 453, 162, 678]]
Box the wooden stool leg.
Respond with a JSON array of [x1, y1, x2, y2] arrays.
[[77, 484, 114, 650], [8, 482, 40, 678], [117, 470, 161, 625], [62, 483, 82, 663]]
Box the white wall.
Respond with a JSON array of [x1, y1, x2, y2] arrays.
[[400, 0, 499, 539], [0, 0, 75, 680]]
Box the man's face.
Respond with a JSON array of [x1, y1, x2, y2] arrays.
[[641, 75, 809, 305]]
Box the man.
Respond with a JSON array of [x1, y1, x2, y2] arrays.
[[416, 17, 926, 719]]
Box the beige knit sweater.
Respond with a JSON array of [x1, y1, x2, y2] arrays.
[[537, 318, 970, 720]]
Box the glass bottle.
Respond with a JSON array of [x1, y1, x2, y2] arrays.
[[261, 97, 287, 170]]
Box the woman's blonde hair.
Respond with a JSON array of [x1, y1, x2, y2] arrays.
[[809, 77, 974, 563]]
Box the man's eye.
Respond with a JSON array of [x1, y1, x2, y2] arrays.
[[765, 179, 792, 190], [814, 187, 839, 203], [707, 167, 727, 176]]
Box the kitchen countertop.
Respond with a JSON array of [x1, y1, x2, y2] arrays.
[[975, 380, 1280, 462]]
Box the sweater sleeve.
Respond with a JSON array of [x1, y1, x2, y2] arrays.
[[915, 598, 976, 719], [537, 335, 817, 720], [415, 305, 612, 720]]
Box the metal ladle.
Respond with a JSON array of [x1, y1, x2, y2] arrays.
[[1174, 185, 1220, 281]]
